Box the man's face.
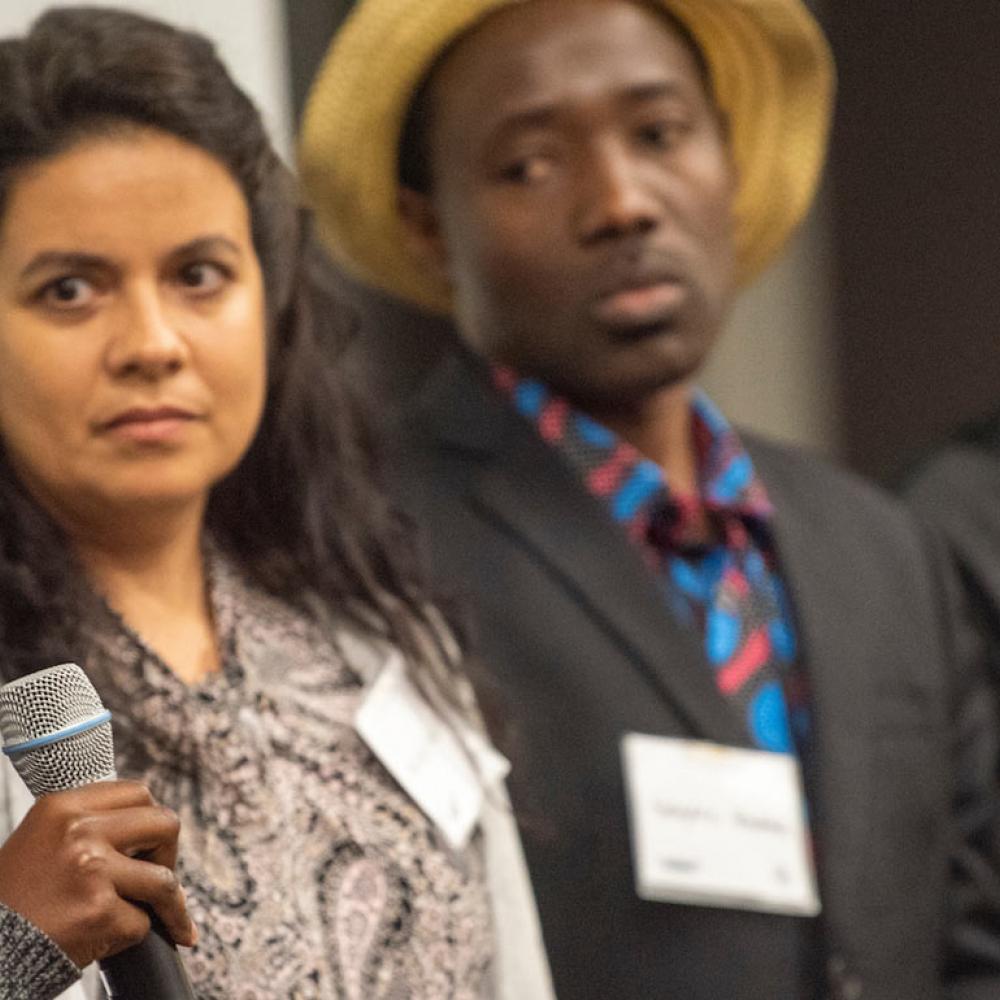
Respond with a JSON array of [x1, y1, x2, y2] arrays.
[[403, 0, 737, 415]]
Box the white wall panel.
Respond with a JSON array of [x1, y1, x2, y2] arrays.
[[702, 195, 842, 457], [0, 0, 292, 158]]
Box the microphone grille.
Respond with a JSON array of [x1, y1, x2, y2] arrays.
[[0, 663, 116, 796]]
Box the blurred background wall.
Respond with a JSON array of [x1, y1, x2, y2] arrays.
[[825, 4, 1000, 481], [6, 1, 999, 482]]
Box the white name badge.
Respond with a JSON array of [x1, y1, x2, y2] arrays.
[[356, 654, 507, 851], [621, 733, 821, 916]]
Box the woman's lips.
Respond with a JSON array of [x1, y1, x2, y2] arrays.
[[101, 408, 198, 444], [591, 280, 687, 329]]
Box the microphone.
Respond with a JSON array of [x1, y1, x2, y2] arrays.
[[0, 663, 196, 999]]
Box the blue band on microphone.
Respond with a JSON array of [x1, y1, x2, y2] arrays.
[[2, 710, 113, 757]]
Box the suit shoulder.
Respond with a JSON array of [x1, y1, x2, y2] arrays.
[[746, 433, 916, 530]]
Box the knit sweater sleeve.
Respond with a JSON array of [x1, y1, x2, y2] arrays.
[[0, 902, 81, 1000]]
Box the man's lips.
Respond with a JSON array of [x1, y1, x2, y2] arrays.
[[590, 277, 687, 330]]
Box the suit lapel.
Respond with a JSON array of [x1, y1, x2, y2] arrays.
[[415, 353, 747, 746], [750, 440, 873, 919]]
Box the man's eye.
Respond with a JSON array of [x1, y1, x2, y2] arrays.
[[178, 261, 230, 294], [39, 276, 95, 310], [499, 156, 553, 185], [638, 120, 690, 149]]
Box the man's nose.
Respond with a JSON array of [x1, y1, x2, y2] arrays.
[[577, 142, 661, 245], [105, 288, 187, 380]]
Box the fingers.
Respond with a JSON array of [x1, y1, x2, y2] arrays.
[[43, 779, 159, 814], [106, 854, 198, 948], [63, 797, 195, 947], [81, 803, 182, 869], [0, 780, 198, 963], [83, 888, 156, 963]]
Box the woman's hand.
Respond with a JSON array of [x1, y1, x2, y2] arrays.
[[0, 780, 197, 968]]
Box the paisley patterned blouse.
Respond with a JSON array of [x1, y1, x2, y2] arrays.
[[5, 550, 495, 999]]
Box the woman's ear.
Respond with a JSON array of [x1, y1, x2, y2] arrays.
[[398, 187, 451, 287]]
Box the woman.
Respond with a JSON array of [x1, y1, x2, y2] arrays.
[[0, 8, 502, 998]]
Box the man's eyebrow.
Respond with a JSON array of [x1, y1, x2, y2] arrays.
[[490, 80, 693, 138], [169, 235, 243, 259], [619, 80, 690, 104], [492, 105, 560, 138]]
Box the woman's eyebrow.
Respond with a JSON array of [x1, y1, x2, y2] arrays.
[[19, 250, 110, 282], [18, 236, 245, 283]]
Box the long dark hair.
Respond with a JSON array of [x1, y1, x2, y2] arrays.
[[0, 7, 458, 697]]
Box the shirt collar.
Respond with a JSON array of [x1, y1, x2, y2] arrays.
[[491, 364, 774, 532]]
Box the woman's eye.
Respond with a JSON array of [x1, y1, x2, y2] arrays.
[[178, 261, 229, 295], [39, 276, 96, 310]]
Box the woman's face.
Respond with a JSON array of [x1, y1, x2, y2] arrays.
[[0, 127, 267, 529]]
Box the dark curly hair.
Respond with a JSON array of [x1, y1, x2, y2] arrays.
[[0, 7, 459, 698]]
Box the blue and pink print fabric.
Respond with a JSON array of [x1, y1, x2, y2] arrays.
[[493, 366, 807, 755]]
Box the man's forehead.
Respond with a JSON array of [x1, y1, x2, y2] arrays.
[[425, 0, 713, 132]]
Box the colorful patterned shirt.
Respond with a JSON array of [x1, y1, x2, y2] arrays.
[[493, 367, 807, 754]]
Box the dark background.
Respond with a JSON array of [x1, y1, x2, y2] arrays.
[[285, 1, 1000, 481], [824, 5, 1000, 479]]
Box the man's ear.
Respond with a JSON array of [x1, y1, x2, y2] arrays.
[[398, 187, 451, 287]]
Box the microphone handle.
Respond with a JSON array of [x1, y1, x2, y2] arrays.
[[99, 910, 197, 999]]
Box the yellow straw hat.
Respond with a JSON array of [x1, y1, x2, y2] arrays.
[[300, 0, 835, 315]]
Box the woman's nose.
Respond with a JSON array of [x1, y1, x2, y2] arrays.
[[105, 288, 187, 380]]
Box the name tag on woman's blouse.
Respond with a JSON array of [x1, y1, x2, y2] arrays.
[[356, 654, 506, 850], [621, 732, 821, 916]]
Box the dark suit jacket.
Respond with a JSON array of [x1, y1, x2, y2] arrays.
[[390, 350, 1000, 1000]]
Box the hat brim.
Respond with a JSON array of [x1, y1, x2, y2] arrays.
[[300, 0, 835, 315]]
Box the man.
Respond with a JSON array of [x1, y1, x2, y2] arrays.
[[300, 1, 1000, 997]]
